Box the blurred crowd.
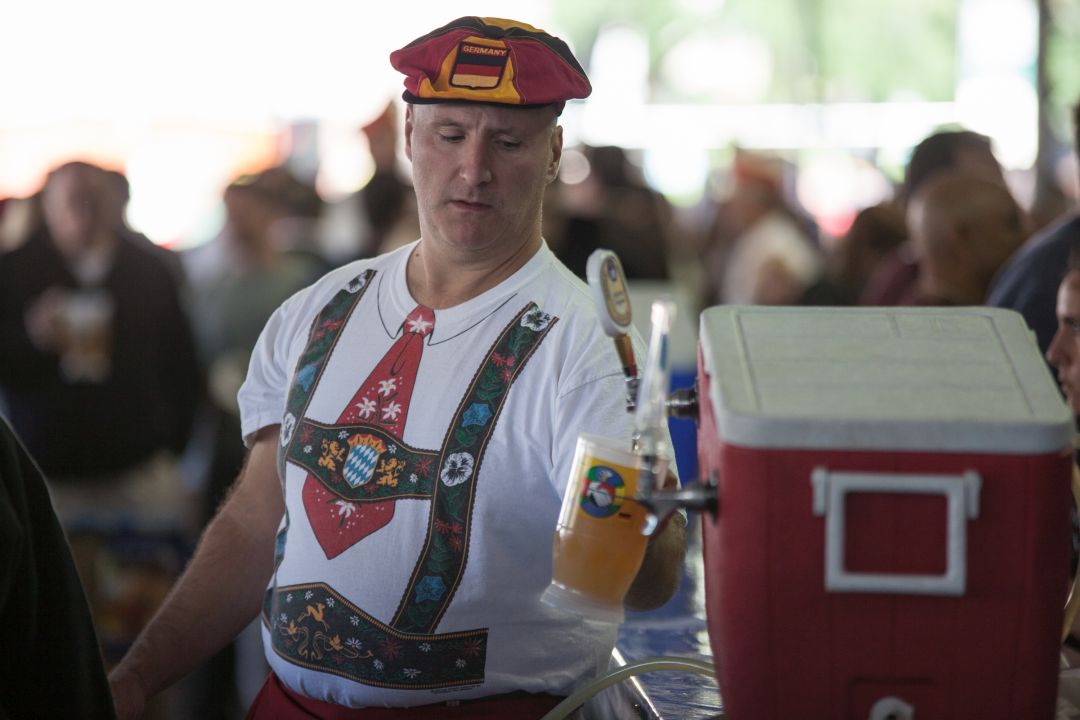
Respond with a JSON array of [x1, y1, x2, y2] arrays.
[[1, 98, 1079, 718]]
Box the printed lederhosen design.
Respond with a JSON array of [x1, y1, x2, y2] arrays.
[[263, 269, 557, 690]]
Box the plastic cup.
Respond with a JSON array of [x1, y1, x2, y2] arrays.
[[541, 433, 662, 624]]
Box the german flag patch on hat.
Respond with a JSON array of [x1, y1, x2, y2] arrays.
[[390, 17, 592, 113]]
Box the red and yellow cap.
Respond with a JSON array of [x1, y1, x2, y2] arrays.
[[389, 17, 592, 114]]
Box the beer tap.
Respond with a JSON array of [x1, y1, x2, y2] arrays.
[[585, 250, 717, 533], [632, 298, 717, 532]]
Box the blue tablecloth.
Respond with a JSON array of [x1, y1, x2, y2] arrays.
[[605, 516, 724, 719]]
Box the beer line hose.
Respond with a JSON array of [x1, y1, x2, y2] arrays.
[[538, 655, 720, 720]]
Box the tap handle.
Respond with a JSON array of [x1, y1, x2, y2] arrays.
[[587, 250, 639, 407], [586, 249, 633, 338]]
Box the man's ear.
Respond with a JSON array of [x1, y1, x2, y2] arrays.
[[403, 105, 415, 161], [545, 125, 563, 184]]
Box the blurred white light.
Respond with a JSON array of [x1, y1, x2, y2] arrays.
[[675, 0, 725, 11], [958, 0, 1037, 74], [643, 145, 710, 206], [0, 0, 552, 245], [558, 149, 592, 186], [588, 24, 650, 106], [661, 31, 771, 103], [956, 75, 1039, 169]]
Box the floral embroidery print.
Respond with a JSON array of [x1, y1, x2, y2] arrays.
[[407, 315, 433, 335], [281, 413, 297, 447], [440, 452, 474, 487], [520, 308, 552, 332], [461, 403, 492, 428], [264, 583, 487, 689], [415, 576, 446, 603], [296, 364, 318, 392], [355, 398, 377, 419]]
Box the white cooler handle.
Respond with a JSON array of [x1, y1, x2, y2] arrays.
[[811, 467, 982, 596]]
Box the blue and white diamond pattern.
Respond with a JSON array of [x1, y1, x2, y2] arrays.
[[343, 442, 380, 488]]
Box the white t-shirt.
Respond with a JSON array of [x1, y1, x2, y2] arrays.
[[238, 241, 645, 708]]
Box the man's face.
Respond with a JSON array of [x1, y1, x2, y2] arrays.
[[404, 102, 561, 257], [42, 166, 103, 259], [1047, 270, 1080, 413]]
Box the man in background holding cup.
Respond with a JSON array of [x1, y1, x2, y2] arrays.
[[110, 16, 686, 719]]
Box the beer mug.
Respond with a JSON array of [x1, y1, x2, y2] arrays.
[[59, 289, 114, 383], [541, 433, 665, 623]]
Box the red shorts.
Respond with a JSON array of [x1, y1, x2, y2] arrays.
[[246, 672, 566, 719]]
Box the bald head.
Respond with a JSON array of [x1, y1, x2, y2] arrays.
[[908, 172, 1024, 304]]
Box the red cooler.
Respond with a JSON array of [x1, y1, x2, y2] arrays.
[[696, 306, 1076, 719]]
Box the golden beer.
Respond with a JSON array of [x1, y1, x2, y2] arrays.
[[543, 434, 659, 622]]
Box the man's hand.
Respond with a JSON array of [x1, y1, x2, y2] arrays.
[[624, 470, 688, 611], [105, 426, 283, 714], [24, 286, 68, 353], [108, 667, 147, 720]]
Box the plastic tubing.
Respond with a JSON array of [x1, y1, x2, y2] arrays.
[[539, 655, 720, 720]]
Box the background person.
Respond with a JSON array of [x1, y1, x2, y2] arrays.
[[905, 172, 1026, 305], [989, 99, 1080, 357], [0, 160, 202, 675], [1046, 249, 1080, 414], [860, 128, 1014, 306]]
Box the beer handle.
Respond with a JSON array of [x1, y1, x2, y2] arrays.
[[586, 250, 638, 410]]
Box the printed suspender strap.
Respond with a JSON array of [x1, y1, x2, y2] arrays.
[[392, 303, 556, 634], [278, 270, 377, 481], [273, 270, 376, 572]]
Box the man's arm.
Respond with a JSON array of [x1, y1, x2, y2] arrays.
[[109, 425, 284, 719], [624, 471, 688, 611]]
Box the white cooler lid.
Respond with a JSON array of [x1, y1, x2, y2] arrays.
[[699, 306, 1075, 453]]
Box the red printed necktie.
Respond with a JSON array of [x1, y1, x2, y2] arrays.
[[302, 305, 435, 558]]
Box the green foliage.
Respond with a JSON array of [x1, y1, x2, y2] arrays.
[[1048, 0, 1080, 144], [554, 0, 959, 103], [553, 0, 683, 70], [818, 0, 958, 101]]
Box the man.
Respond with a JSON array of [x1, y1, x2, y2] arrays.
[[110, 17, 686, 719], [988, 101, 1080, 356], [906, 172, 1025, 305], [703, 149, 822, 307], [860, 128, 1012, 306], [0, 161, 200, 486], [0, 161, 202, 669], [1047, 253, 1080, 414], [1046, 252, 1080, 670]]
